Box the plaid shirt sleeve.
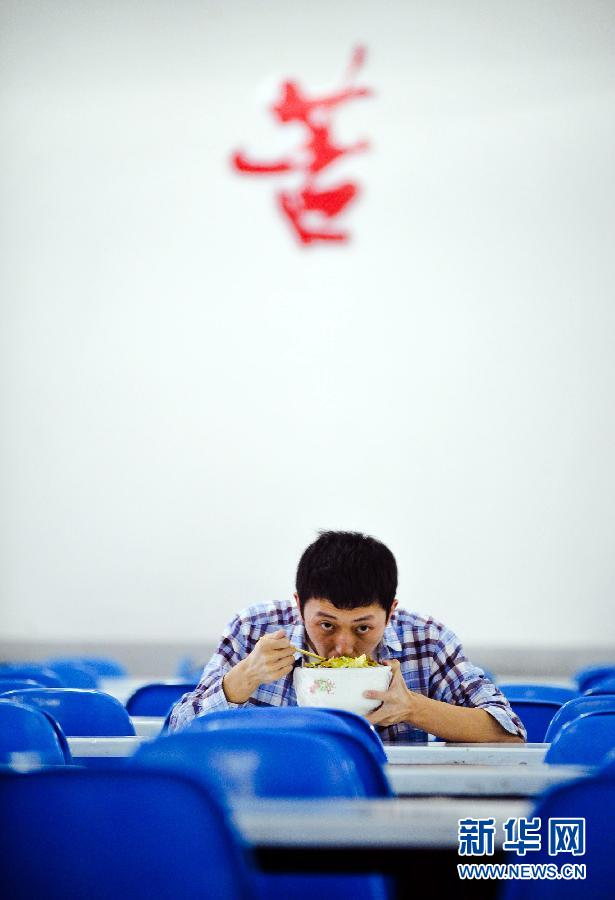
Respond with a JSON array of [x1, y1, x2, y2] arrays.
[[428, 623, 527, 741], [168, 613, 254, 732]]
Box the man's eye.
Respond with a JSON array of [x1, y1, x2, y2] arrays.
[[356, 625, 370, 634], [320, 622, 334, 631]]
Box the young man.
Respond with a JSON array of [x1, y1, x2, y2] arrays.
[[169, 531, 526, 742]]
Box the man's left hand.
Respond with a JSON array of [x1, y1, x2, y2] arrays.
[[364, 658, 414, 727]]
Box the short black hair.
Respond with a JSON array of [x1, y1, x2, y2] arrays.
[[295, 531, 398, 616]]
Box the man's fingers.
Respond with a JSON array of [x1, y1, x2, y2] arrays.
[[363, 689, 385, 700]]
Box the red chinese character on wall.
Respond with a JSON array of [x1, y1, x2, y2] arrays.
[[231, 47, 372, 245]]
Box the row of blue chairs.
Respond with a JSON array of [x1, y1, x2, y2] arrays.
[[3, 702, 615, 897], [0, 656, 126, 690], [1, 706, 394, 898]]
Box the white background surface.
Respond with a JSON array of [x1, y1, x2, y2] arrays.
[[1, 1, 614, 648]]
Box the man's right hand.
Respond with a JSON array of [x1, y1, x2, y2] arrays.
[[222, 629, 296, 704], [244, 629, 296, 686]]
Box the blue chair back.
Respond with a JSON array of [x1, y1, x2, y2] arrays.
[[502, 766, 615, 898], [1, 688, 135, 737], [176, 656, 204, 682], [46, 656, 127, 677], [133, 730, 392, 900], [125, 681, 197, 717], [0, 678, 45, 694], [188, 706, 388, 765], [0, 665, 64, 687], [319, 708, 388, 762], [574, 664, 615, 693], [136, 727, 391, 799], [41, 661, 99, 688], [545, 711, 615, 765], [508, 699, 562, 742], [0, 699, 71, 766], [544, 694, 615, 743], [499, 683, 577, 704], [585, 675, 615, 696], [0, 767, 251, 900]]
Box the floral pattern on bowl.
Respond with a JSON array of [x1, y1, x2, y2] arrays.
[[308, 678, 336, 695]]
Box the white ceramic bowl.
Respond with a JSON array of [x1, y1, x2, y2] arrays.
[[293, 664, 392, 716]]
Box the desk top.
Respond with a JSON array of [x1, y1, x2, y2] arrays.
[[386, 763, 586, 797], [385, 743, 549, 765], [230, 796, 532, 849]]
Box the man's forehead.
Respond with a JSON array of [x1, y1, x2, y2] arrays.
[[303, 598, 384, 620]]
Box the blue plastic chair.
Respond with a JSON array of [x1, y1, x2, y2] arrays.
[[177, 723, 391, 798], [133, 729, 392, 899], [320, 708, 388, 763], [46, 655, 127, 678], [508, 699, 562, 742], [125, 681, 197, 717], [499, 683, 577, 705], [574, 664, 615, 693], [585, 675, 615, 696], [0, 678, 45, 694], [176, 656, 204, 682], [0, 665, 64, 687], [1, 688, 136, 737], [189, 706, 388, 765], [40, 661, 99, 688], [502, 765, 615, 898], [0, 699, 72, 766], [544, 695, 615, 743], [0, 767, 251, 899], [545, 711, 615, 766]]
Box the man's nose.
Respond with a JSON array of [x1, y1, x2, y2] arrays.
[[334, 634, 354, 656]]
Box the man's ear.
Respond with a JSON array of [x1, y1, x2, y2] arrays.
[[386, 599, 398, 624], [294, 592, 303, 620]]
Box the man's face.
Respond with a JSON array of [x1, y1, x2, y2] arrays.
[[297, 596, 397, 660]]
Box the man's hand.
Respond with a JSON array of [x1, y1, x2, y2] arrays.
[[223, 629, 296, 704], [364, 659, 414, 727], [244, 629, 296, 686]]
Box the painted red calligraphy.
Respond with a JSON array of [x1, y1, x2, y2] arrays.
[[231, 47, 372, 245]]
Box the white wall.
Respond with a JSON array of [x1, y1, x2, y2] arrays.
[[1, 0, 614, 649]]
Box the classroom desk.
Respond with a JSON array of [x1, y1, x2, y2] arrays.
[[231, 796, 532, 899], [68, 736, 150, 759], [67, 737, 550, 765], [130, 717, 165, 737], [385, 743, 549, 765], [386, 763, 587, 797], [66, 738, 582, 801], [231, 795, 531, 849]]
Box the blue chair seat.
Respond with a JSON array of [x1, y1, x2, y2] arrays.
[[1, 688, 135, 737], [574, 664, 615, 694], [0, 678, 45, 694], [133, 728, 392, 899], [46, 656, 127, 678], [585, 675, 615, 696], [544, 695, 615, 743], [545, 711, 615, 766], [125, 682, 197, 717], [188, 706, 387, 764], [507, 698, 562, 742], [0, 665, 64, 688], [503, 762, 615, 898], [0, 699, 71, 766], [499, 683, 577, 705], [0, 767, 251, 899]]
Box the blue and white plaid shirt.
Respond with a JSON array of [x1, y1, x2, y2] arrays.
[[168, 599, 526, 742]]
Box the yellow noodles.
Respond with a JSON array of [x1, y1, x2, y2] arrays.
[[304, 653, 379, 669]]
